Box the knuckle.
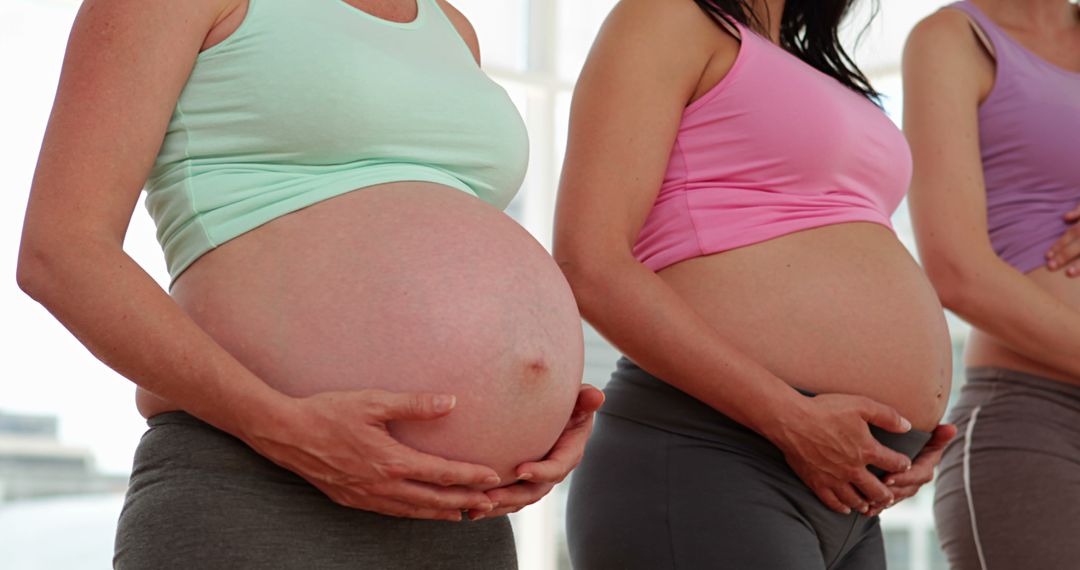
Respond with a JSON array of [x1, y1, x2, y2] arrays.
[[380, 461, 409, 479], [846, 466, 867, 480]]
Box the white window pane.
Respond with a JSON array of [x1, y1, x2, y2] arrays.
[[452, 0, 529, 71], [556, 0, 618, 81]]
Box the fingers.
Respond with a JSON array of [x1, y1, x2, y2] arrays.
[[857, 398, 912, 434], [1065, 204, 1080, 223], [834, 483, 869, 515], [851, 469, 895, 507], [380, 479, 494, 512], [577, 384, 606, 412], [882, 423, 955, 487], [1046, 226, 1080, 271], [865, 443, 913, 474], [811, 486, 852, 515], [884, 460, 934, 488], [392, 446, 501, 488], [472, 481, 556, 519], [927, 423, 959, 448], [319, 489, 465, 522], [513, 386, 603, 483], [368, 390, 458, 422], [516, 412, 595, 483]]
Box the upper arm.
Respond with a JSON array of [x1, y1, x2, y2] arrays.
[[902, 10, 998, 282], [436, 0, 481, 64], [20, 0, 230, 253], [553, 0, 719, 263]]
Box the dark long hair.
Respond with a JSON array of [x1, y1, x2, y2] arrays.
[[693, 0, 880, 102]]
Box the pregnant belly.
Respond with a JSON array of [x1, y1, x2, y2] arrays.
[[965, 265, 1080, 383], [657, 222, 952, 431], [156, 182, 584, 484]]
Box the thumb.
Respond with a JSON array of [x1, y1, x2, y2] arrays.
[[369, 391, 458, 422], [859, 398, 912, 434], [927, 423, 958, 448]]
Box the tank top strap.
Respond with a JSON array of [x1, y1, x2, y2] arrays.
[[946, 1, 1024, 65]]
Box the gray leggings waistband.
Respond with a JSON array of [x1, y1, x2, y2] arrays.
[[601, 357, 931, 465], [114, 411, 517, 570]]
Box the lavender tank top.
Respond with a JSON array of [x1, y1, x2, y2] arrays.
[[949, 1, 1080, 273]]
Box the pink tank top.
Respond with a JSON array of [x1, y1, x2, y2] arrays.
[[950, 2, 1080, 273], [633, 20, 912, 271]]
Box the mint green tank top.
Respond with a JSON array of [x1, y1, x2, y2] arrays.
[[146, 0, 530, 281]]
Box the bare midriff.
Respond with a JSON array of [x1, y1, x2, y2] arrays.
[[138, 182, 584, 484], [965, 267, 1080, 386], [657, 222, 952, 432]]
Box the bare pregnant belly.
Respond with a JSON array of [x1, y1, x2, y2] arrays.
[[658, 222, 952, 431], [965, 265, 1080, 384], [142, 182, 584, 484]]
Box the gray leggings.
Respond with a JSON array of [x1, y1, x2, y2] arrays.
[[566, 358, 931, 570], [934, 367, 1080, 570], [114, 412, 517, 570]]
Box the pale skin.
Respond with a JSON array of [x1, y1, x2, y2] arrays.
[[17, 0, 602, 523], [555, 0, 959, 518]]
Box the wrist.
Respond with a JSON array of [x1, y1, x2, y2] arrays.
[[229, 389, 304, 449], [750, 386, 809, 447]]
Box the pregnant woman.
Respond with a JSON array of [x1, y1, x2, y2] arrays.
[[17, 0, 598, 567], [903, 1, 1080, 568], [556, 0, 955, 568]]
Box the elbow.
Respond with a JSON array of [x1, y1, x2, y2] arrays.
[[552, 242, 620, 310], [16, 239, 71, 303], [16, 243, 52, 300], [553, 248, 596, 298], [921, 255, 977, 314]]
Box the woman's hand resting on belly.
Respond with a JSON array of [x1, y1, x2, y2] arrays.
[[243, 389, 500, 520], [471, 385, 605, 520], [243, 384, 604, 521], [759, 393, 917, 514]]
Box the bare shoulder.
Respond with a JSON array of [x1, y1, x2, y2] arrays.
[[606, 0, 731, 41], [905, 8, 983, 60], [904, 8, 993, 97], [593, 0, 731, 74], [434, 0, 480, 64], [79, 0, 235, 23]]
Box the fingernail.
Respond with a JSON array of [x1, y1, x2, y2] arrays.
[[859, 504, 869, 514], [469, 513, 486, 521], [886, 479, 896, 486], [900, 418, 912, 431], [1049, 260, 1059, 269], [842, 507, 852, 515], [484, 476, 501, 486], [477, 503, 494, 513], [888, 499, 895, 507], [492, 502, 500, 509], [434, 395, 456, 412], [517, 473, 533, 481]]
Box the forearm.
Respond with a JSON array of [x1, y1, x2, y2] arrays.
[[939, 257, 1080, 377], [17, 239, 295, 440], [561, 255, 801, 437]]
